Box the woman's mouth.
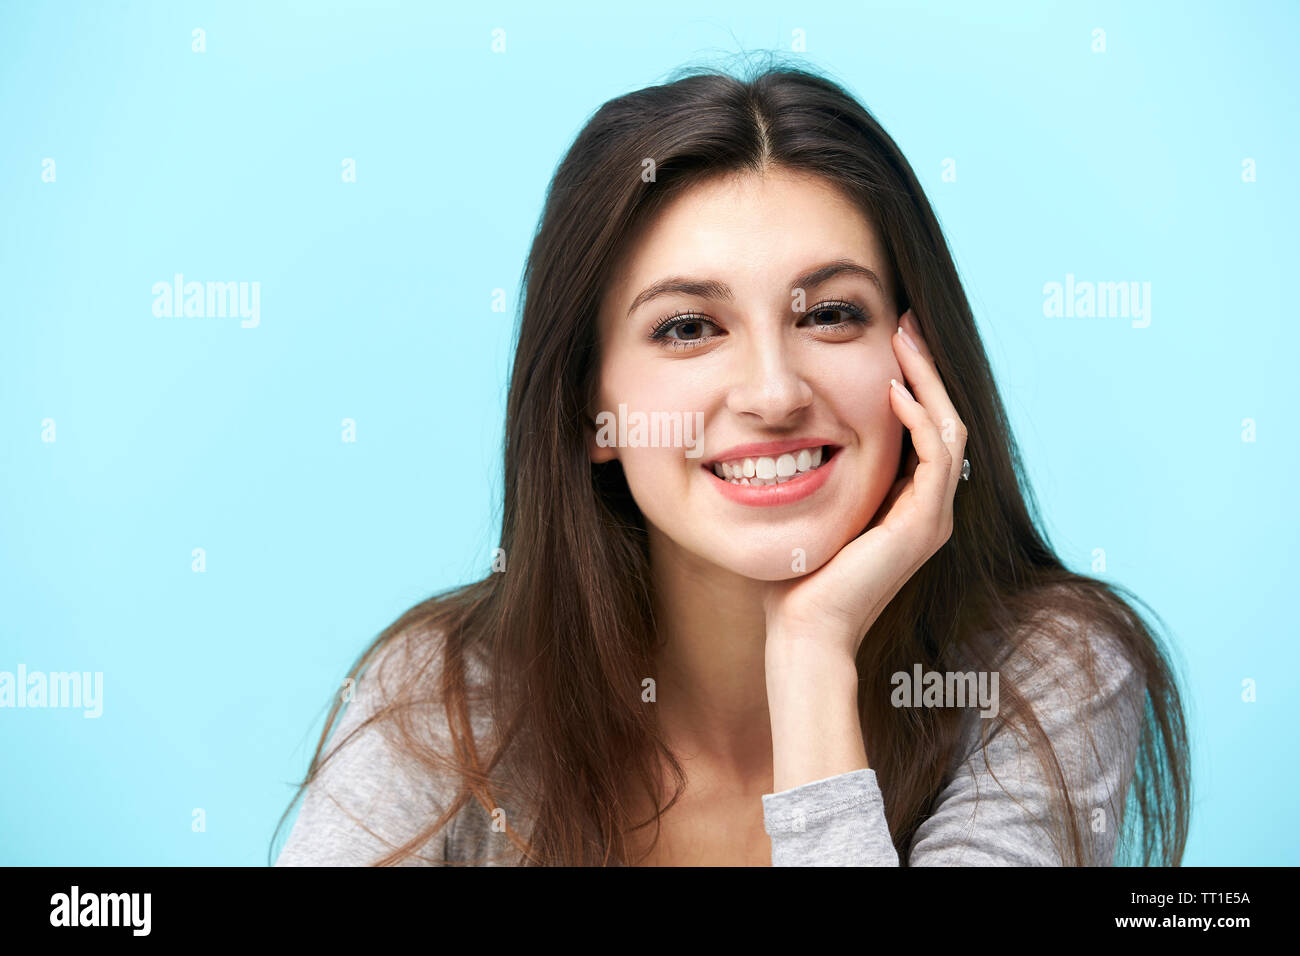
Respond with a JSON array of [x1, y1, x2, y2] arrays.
[[708, 445, 837, 485], [701, 443, 841, 507]]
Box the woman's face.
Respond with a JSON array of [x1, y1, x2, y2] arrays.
[[590, 167, 905, 581]]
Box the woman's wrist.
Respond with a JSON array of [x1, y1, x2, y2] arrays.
[[765, 630, 868, 793], [764, 621, 860, 670]]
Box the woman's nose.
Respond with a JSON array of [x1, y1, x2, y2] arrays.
[[724, 332, 814, 425]]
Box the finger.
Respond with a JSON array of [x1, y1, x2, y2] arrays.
[[893, 311, 968, 489], [888, 377, 951, 519]]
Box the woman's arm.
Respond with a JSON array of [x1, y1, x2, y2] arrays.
[[764, 633, 867, 793], [761, 619, 1146, 866]]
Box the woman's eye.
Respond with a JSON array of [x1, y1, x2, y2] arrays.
[[648, 300, 868, 351], [667, 319, 709, 339], [649, 315, 721, 350], [801, 301, 870, 328]]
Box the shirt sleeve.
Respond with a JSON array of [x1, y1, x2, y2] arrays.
[[274, 633, 458, 867], [762, 766, 899, 865], [761, 618, 1146, 866]]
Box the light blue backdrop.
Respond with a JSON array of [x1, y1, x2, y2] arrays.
[[1, 0, 1295, 865]]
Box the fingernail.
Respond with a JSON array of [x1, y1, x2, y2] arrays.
[[890, 377, 914, 401], [896, 323, 920, 354]]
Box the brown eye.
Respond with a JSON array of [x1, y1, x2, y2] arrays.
[[648, 313, 723, 351], [799, 300, 870, 329]]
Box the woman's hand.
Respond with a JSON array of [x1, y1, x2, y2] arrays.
[[763, 309, 969, 661], [762, 310, 968, 792]]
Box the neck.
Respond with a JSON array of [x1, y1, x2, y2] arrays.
[[647, 527, 774, 791]]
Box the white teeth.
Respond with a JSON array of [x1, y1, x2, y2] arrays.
[[711, 446, 832, 486]]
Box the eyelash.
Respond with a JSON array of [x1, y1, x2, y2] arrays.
[[647, 299, 871, 351]]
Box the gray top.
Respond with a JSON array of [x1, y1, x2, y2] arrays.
[[275, 616, 1145, 866]]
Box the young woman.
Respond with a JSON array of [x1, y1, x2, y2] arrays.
[[273, 61, 1190, 867]]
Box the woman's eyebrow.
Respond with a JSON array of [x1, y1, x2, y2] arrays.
[[626, 258, 884, 318]]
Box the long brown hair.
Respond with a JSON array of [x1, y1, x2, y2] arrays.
[[272, 56, 1190, 866]]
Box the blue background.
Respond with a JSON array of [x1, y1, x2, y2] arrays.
[[1, 0, 1295, 865]]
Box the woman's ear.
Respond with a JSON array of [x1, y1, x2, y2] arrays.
[[587, 412, 618, 464], [585, 376, 617, 463]]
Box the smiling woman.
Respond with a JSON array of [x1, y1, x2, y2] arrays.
[[590, 170, 911, 580], [272, 59, 1189, 867]]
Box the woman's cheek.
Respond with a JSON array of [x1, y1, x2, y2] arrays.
[[619, 444, 690, 508]]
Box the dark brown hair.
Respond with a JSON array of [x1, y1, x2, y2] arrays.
[[273, 56, 1190, 866]]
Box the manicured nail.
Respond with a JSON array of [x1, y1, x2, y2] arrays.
[[896, 323, 920, 354], [890, 377, 914, 401]]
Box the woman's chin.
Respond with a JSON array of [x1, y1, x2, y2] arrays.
[[713, 544, 841, 582]]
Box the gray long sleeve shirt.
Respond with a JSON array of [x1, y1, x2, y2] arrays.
[[275, 617, 1145, 866]]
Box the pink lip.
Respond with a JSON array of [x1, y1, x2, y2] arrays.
[[702, 446, 840, 507], [704, 437, 837, 466]]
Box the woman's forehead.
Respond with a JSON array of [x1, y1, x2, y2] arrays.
[[605, 171, 888, 309]]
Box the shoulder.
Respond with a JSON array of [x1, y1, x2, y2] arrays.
[[275, 622, 495, 866], [968, 592, 1147, 775], [909, 594, 1148, 864], [996, 596, 1147, 737]]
